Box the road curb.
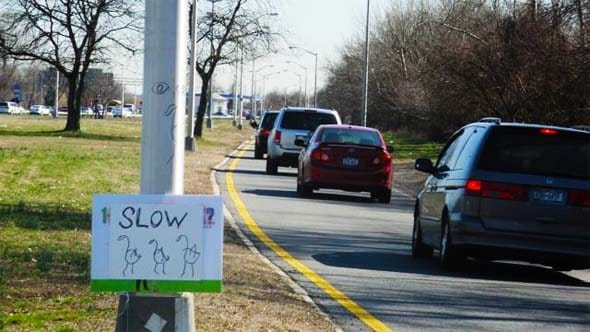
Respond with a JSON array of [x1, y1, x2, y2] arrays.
[[210, 140, 343, 332]]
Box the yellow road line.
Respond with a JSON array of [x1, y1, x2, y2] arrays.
[[225, 143, 393, 332]]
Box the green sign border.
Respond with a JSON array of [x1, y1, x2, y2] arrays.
[[91, 279, 222, 293]]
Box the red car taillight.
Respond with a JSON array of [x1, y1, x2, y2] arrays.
[[465, 179, 527, 201], [568, 189, 590, 207], [372, 151, 391, 166], [260, 129, 270, 138], [311, 149, 330, 162], [273, 130, 281, 144]]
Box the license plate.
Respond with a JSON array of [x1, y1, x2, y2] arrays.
[[342, 157, 359, 167], [530, 188, 566, 205]]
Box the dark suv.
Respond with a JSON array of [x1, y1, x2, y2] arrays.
[[253, 111, 279, 159], [412, 118, 590, 271]]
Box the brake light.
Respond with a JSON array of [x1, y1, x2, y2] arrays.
[[311, 149, 329, 162], [466, 179, 482, 193], [372, 151, 392, 166], [273, 130, 281, 144], [568, 189, 590, 207], [540, 128, 558, 135], [465, 180, 527, 201], [260, 129, 270, 138]]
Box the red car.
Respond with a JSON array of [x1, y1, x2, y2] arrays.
[[295, 124, 394, 203]]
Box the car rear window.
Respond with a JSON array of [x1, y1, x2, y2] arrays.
[[319, 128, 382, 146], [478, 126, 590, 180], [261, 113, 278, 129], [280, 111, 338, 130]]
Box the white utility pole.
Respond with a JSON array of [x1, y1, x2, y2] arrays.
[[361, 0, 370, 127], [54, 69, 59, 118], [129, 0, 193, 330], [185, 0, 199, 151], [250, 58, 256, 120], [237, 51, 244, 130], [232, 55, 238, 126]]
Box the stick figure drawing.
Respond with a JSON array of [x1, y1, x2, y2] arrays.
[[176, 234, 200, 278], [117, 235, 141, 276], [148, 239, 170, 275]]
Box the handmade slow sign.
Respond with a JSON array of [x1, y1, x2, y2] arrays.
[[91, 194, 223, 293]]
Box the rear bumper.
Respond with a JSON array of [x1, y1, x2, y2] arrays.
[[451, 215, 590, 268], [308, 166, 392, 191]]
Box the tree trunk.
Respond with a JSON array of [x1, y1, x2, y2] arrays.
[[194, 76, 210, 137], [64, 75, 81, 131]]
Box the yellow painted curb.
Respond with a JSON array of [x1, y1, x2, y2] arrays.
[[225, 143, 393, 332]]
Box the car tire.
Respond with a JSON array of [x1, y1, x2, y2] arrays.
[[370, 191, 378, 200], [298, 182, 313, 197], [266, 157, 278, 174], [254, 145, 263, 159], [412, 213, 433, 258], [439, 216, 463, 270], [378, 189, 391, 203]]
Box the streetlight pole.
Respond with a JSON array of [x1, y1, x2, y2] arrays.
[[185, 0, 198, 151], [261, 71, 281, 111], [361, 0, 370, 127], [289, 46, 318, 108], [206, 0, 222, 129], [54, 69, 59, 118], [286, 61, 307, 107], [283, 69, 302, 106], [251, 64, 274, 117], [237, 50, 244, 130]]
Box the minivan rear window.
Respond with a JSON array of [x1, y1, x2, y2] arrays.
[[478, 126, 590, 180], [261, 113, 278, 129], [281, 111, 338, 130]]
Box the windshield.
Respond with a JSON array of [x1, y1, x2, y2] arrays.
[[478, 126, 590, 180], [261, 113, 278, 129], [280, 111, 338, 130], [318, 128, 382, 146]]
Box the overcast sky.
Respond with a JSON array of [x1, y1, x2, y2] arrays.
[[115, 0, 392, 96]]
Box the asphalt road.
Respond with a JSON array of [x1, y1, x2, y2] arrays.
[[217, 144, 590, 332]]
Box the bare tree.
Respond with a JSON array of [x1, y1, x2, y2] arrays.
[[0, 0, 142, 131], [193, 0, 278, 137]]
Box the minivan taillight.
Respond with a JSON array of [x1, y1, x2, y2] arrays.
[[273, 130, 281, 144], [465, 180, 527, 201], [568, 189, 590, 207]]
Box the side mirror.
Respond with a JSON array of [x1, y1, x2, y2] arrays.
[[386, 145, 394, 153], [415, 158, 434, 174], [294, 138, 307, 147]]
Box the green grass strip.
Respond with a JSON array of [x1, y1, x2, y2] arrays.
[[91, 279, 222, 293]]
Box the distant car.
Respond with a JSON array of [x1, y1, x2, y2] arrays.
[[296, 125, 394, 202], [0, 101, 20, 114], [412, 118, 590, 271], [29, 105, 52, 116], [80, 106, 94, 116], [253, 111, 279, 159], [266, 107, 341, 174], [113, 107, 132, 118]]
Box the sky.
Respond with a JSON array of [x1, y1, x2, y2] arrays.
[[114, 0, 393, 96]]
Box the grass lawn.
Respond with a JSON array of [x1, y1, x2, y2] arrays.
[[0, 115, 337, 331], [382, 131, 443, 162]]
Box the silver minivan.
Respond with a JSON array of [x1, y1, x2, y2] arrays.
[[266, 107, 341, 174], [413, 118, 590, 271]]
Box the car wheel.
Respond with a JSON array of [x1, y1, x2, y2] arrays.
[[439, 216, 463, 270], [370, 191, 378, 200], [254, 144, 263, 159], [265, 157, 278, 174], [412, 213, 433, 258], [378, 189, 391, 203]]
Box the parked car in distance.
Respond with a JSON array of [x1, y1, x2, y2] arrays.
[[29, 105, 52, 116], [113, 107, 132, 118], [266, 107, 341, 174], [80, 106, 94, 116], [296, 125, 394, 202], [412, 118, 590, 271], [0, 101, 20, 114], [253, 110, 279, 159]]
